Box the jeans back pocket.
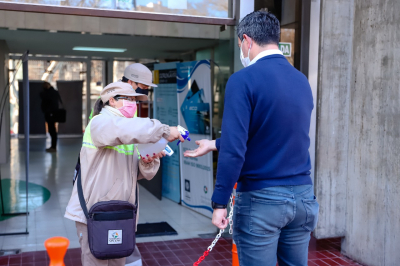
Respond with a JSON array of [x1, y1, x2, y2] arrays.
[[301, 196, 319, 231], [250, 197, 288, 235]]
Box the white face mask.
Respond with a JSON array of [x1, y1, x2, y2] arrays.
[[240, 39, 252, 67]]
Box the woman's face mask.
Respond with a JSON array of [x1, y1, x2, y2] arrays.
[[240, 38, 252, 68], [118, 100, 137, 118]]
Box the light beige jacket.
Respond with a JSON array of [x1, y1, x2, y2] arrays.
[[64, 107, 170, 224]]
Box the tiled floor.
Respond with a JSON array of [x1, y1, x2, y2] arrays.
[[0, 235, 363, 266]]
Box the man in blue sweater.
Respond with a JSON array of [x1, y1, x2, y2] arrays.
[[184, 11, 319, 266]]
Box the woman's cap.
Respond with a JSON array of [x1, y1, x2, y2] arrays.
[[100, 81, 148, 103], [123, 63, 158, 87]]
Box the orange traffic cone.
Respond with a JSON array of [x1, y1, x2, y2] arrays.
[[232, 183, 239, 266], [232, 240, 239, 266], [44, 237, 70, 266]]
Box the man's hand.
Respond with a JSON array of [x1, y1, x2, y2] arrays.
[[184, 139, 216, 158], [142, 151, 165, 163], [166, 127, 185, 143], [212, 208, 228, 229]]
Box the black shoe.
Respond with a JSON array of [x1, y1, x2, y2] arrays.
[[45, 147, 57, 152]]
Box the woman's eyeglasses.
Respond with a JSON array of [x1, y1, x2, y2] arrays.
[[113, 96, 136, 102]]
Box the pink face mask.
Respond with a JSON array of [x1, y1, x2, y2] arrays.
[[118, 100, 137, 118]]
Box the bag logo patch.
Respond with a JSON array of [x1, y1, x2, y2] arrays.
[[108, 230, 122, 244]]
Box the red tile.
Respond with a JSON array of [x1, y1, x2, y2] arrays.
[[145, 246, 159, 253], [308, 261, 320, 266], [173, 250, 190, 257], [330, 257, 353, 265], [320, 259, 341, 266], [318, 251, 338, 258], [143, 258, 159, 266], [156, 258, 172, 266], [151, 252, 165, 260], [22, 255, 35, 263], [204, 260, 221, 266], [156, 245, 170, 252], [167, 244, 180, 251], [8, 255, 21, 265], [309, 251, 329, 260], [177, 255, 194, 264], [165, 256, 182, 265], [69, 258, 83, 266], [141, 252, 154, 260], [176, 243, 191, 250], [138, 246, 150, 254], [0, 256, 9, 266], [311, 259, 330, 266], [208, 253, 225, 261], [163, 252, 178, 259], [217, 260, 232, 266]]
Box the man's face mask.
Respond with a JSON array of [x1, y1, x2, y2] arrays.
[[135, 87, 149, 96], [240, 38, 252, 68]]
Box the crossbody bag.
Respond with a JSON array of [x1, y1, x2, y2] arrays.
[[77, 169, 137, 260]]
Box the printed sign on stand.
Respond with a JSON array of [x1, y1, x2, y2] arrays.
[[153, 62, 181, 203], [177, 60, 213, 218]]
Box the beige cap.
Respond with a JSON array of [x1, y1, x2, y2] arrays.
[[100, 81, 148, 103], [123, 63, 158, 87]]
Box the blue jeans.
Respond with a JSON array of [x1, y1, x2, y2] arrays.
[[233, 185, 319, 266]]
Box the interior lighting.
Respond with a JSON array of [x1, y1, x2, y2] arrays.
[[73, 47, 126, 53]]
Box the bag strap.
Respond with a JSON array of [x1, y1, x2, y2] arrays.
[[77, 169, 90, 219], [77, 168, 139, 220]]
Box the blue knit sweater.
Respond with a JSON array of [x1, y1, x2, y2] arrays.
[[212, 55, 314, 205]]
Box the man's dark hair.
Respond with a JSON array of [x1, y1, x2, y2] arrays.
[[237, 11, 280, 46], [121, 76, 129, 82]]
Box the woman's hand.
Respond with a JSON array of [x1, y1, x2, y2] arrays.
[[142, 151, 166, 163], [166, 127, 185, 143]]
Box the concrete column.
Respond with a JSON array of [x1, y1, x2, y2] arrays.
[[314, 0, 354, 239], [343, 1, 400, 265], [0, 40, 10, 164]]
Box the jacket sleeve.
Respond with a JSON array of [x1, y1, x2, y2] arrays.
[[212, 73, 252, 205], [215, 138, 221, 151], [90, 115, 170, 148], [138, 159, 160, 181]]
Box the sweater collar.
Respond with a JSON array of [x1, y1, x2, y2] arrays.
[[249, 49, 283, 66]]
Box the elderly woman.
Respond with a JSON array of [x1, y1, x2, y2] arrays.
[[65, 81, 183, 266]]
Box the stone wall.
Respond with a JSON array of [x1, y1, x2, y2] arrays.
[[316, 0, 400, 265]]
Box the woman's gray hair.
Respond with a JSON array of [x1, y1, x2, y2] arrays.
[[237, 11, 281, 46]]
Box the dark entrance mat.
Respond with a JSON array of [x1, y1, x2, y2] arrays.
[[136, 222, 178, 237]]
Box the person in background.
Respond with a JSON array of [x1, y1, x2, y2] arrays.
[[40, 81, 61, 152], [120, 63, 156, 96], [184, 11, 318, 266], [65, 81, 184, 266]]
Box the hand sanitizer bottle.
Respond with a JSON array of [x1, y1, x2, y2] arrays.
[[136, 125, 190, 157]]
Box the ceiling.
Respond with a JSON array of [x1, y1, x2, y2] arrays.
[[0, 28, 221, 60]]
